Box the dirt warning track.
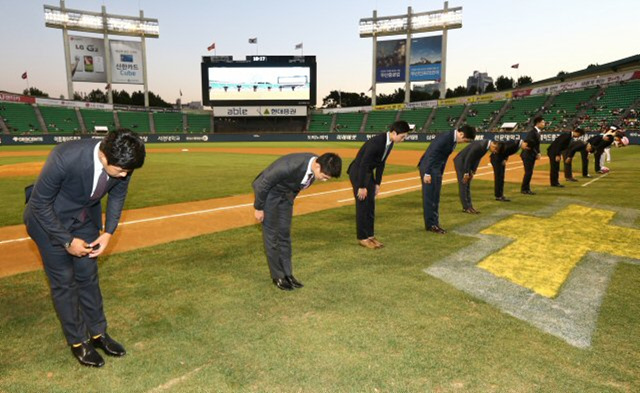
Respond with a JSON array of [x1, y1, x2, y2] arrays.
[[0, 148, 547, 278]]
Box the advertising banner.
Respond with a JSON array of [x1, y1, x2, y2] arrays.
[[0, 91, 36, 104], [36, 97, 113, 110], [110, 40, 144, 84], [410, 35, 442, 81], [69, 35, 107, 83], [212, 106, 308, 117], [376, 39, 406, 83]]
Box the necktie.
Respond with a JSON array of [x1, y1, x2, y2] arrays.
[[302, 174, 315, 190], [382, 143, 392, 162], [91, 170, 109, 200]]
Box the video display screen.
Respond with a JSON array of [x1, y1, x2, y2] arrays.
[[208, 66, 311, 102]]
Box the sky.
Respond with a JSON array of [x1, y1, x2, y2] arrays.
[[0, 0, 638, 107]]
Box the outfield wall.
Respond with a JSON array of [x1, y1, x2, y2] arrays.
[[1, 132, 638, 145]]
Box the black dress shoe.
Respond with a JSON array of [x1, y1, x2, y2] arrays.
[[566, 178, 579, 182], [427, 225, 446, 234], [550, 184, 565, 188], [91, 333, 126, 357], [462, 207, 480, 214], [582, 175, 592, 178], [495, 196, 511, 202], [273, 278, 294, 291], [521, 190, 536, 195], [71, 342, 105, 367], [286, 275, 304, 288]]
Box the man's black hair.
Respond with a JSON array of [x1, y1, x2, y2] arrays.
[[317, 153, 342, 178], [533, 116, 545, 125], [390, 120, 411, 134], [573, 128, 585, 136], [493, 140, 506, 155], [457, 124, 476, 140], [100, 128, 146, 170]]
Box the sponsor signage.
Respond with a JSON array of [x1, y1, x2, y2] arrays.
[[212, 106, 308, 117], [0, 91, 36, 104], [409, 36, 442, 82], [110, 40, 144, 84], [69, 35, 107, 83], [36, 97, 113, 110]]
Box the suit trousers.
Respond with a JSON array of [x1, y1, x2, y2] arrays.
[[491, 155, 506, 198], [563, 150, 589, 178], [349, 170, 376, 240], [454, 161, 472, 210], [548, 154, 561, 185], [262, 191, 294, 279], [521, 154, 536, 192], [594, 151, 603, 172], [25, 217, 105, 345], [421, 172, 443, 228]]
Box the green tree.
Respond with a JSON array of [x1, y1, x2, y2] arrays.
[[484, 82, 496, 93], [516, 76, 533, 87], [87, 89, 107, 103], [22, 87, 48, 98], [495, 75, 514, 91]]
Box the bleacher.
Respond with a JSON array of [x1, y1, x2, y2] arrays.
[[153, 112, 183, 133], [500, 95, 548, 127], [80, 109, 115, 132], [581, 81, 640, 131], [427, 105, 465, 132], [0, 102, 41, 133], [545, 87, 598, 131], [399, 108, 432, 131], [464, 101, 504, 131], [335, 112, 365, 133], [38, 106, 81, 133], [364, 110, 397, 133], [117, 111, 151, 133], [186, 114, 211, 133], [308, 113, 333, 132]]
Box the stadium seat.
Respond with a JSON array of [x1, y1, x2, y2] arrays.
[[117, 111, 151, 133], [80, 109, 116, 132], [153, 112, 183, 133], [500, 95, 548, 127], [335, 112, 365, 133], [308, 113, 333, 132], [464, 101, 505, 131], [398, 108, 433, 132], [427, 105, 465, 132], [38, 106, 81, 134], [186, 114, 212, 133], [364, 110, 397, 132], [0, 102, 42, 133]]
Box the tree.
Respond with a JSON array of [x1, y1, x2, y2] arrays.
[[557, 71, 568, 77], [495, 75, 514, 91], [516, 76, 533, 87], [321, 90, 371, 108], [23, 87, 49, 98], [112, 89, 132, 105], [484, 82, 496, 93], [87, 89, 107, 103], [467, 85, 478, 95], [73, 92, 84, 101]]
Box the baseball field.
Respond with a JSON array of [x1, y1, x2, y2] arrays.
[[1, 142, 639, 392]]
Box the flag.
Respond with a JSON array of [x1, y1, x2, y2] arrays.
[[21, 72, 27, 79], [248, 37, 257, 44], [207, 42, 216, 51], [180, 89, 183, 97], [511, 63, 519, 69], [105, 83, 111, 91], [295, 42, 303, 50]]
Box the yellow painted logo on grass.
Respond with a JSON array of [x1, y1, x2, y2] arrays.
[[477, 204, 640, 298]]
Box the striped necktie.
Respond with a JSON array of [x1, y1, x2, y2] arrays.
[[91, 170, 109, 200]]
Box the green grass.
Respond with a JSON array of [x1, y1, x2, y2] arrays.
[[0, 147, 639, 392]]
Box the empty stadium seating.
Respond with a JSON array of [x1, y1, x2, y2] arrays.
[[545, 87, 598, 131], [38, 106, 81, 134], [580, 81, 640, 131], [427, 105, 465, 132], [153, 112, 183, 133], [335, 112, 365, 133], [364, 110, 397, 132], [500, 95, 548, 127], [398, 108, 432, 131], [186, 114, 211, 133], [117, 111, 151, 132], [80, 109, 115, 132], [464, 101, 505, 131], [0, 102, 41, 133], [308, 113, 333, 132]]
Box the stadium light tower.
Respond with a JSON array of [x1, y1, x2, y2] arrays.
[[359, 1, 462, 105], [44, 0, 159, 106]]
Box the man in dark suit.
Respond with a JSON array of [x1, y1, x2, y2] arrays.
[[547, 128, 585, 187], [563, 139, 590, 181], [453, 139, 501, 213], [520, 116, 544, 195], [23, 129, 145, 367], [348, 120, 411, 249], [490, 139, 521, 201], [253, 152, 342, 291], [418, 125, 476, 234], [586, 127, 625, 173]]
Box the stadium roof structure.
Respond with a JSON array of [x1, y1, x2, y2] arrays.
[[531, 54, 640, 87]]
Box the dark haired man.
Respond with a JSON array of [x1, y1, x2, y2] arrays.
[[418, 125, 476, 234], [453, 139, 501, 213], [24, 129, 146, 367], [253, 152, 342, 290], [586, 127, 626, 173], [348, 121, 411, 249], [547, 128, 585, 187], [520, 116, 544, 195], [563, 139, 590, 181], [490, 139, 522, 202]]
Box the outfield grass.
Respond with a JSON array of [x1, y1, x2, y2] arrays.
[[0, 147, 638, 392]]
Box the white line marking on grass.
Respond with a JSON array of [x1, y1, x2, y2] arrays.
[[147, 364, 208, 393], [0, 237, 30, 245], [581, 173, 609, 187]]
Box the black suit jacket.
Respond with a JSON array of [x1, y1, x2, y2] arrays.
[[252, 153, 316, 210], [23, 139, 131, 246], [547, 132, 573, 157], [588, 134, 614, 153], [418, 130, 457, 175], [521, 127, 541, 158], [453, 140, 490, 175], [347, 132, 393, 188]]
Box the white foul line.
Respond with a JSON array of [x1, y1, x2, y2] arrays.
[[581, 173, 609, 187]]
